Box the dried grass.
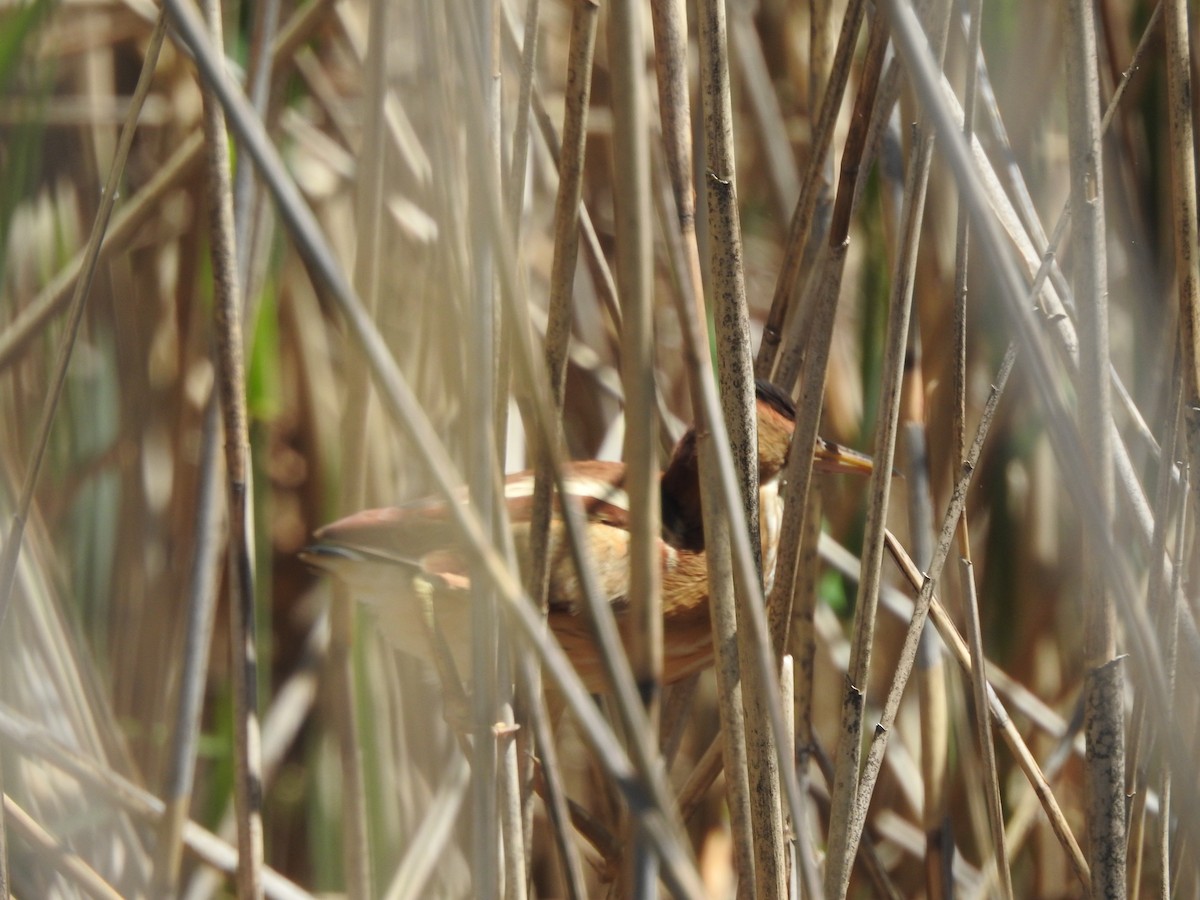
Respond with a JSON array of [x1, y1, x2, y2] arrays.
[[0, 0, 1196, 896]]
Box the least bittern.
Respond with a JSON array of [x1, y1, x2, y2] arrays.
[[302, 380, 870, 691]]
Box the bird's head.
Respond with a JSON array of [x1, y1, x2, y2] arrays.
[[660, 379, 872, 550]]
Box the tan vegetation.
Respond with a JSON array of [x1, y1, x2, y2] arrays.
[[0, 0, 1196, 896]]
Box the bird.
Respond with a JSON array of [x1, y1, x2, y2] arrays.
[[302, 380, 871, 693]]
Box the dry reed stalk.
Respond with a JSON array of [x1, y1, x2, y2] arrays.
[[1065, 0, 1127, 892], [330, 0, 390, 893], [152, 398, 224, 894], [903, 419, 954, 899], [652, 100, 757, 887], [523, 5, 596, 896], [608, 0, 662, 890], [767, 10, 887, 663], [696, 0, 790, 893], [460, 5, 505, 895], [608, 0, 661, 717], [196, 0, 265, 888], [1162, 0, 1200, 519], [531, 0, 596, 608], [960, 557, 1014, 898]]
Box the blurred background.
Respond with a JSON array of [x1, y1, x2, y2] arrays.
[[0, 0, 1193, 896]]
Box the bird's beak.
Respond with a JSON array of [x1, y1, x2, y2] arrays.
[[812, 438, 875, 476]]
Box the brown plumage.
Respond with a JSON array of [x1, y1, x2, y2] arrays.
[[302, 380, 871, 692]]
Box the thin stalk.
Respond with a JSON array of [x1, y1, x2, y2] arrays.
[[609, 0, 661, 890], [609, 0, 662, 713], [960, 558, 1014, 899], [650, 0, 707, 335], [792, 483, 824, 899], [231, 0, 279, 299], [1162, 0, 1200, 542], [903, 421, 953, 900], [151, 398, 225, 895], [463, 2, 501, 896], [497, 709, 527, 900], [522, 6, 596, 898], [524, 0, 585, 617], [505, 0, 540, 233], [952, 0, 982, 533], [1160, 463, 1189, 899], [649, 6, 759, 879], [334, 0, 391, 892], [197, 0, 265, 888]]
